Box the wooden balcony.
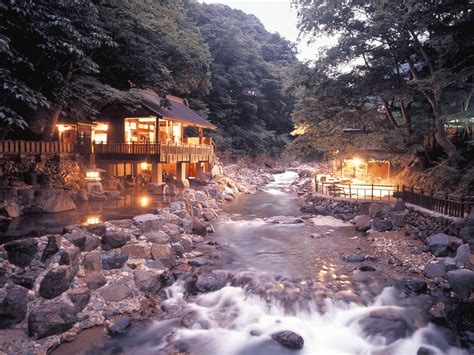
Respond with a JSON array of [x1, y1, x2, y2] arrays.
[[93, 141, 214, 163], [0, 140, 75, 156]]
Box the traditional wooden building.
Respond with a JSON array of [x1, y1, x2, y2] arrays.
[[54, 89, 216, 184]]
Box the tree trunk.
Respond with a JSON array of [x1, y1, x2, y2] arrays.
[[381, 98, 399, 128], [42, 107, 61, 141], [399, 98, 411, 138]]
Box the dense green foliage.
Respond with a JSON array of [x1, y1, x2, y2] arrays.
[[0, 0, 298, 155], [290, 0, 473, 165]]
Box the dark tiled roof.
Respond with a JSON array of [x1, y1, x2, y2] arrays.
[[135, 89, 216, 129]]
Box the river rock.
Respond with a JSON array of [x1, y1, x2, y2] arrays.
[[4, 201, 21, 218], [389, 211, 407, 228], [4, 238, 38, 267], [36, 189, 76, 213], [41, 235, 61, 261], [39, 266, 74, 299], [145, 231, 169, 244], [426, 233, 463, 257], [193, 270, 227, 293], [271, 331, 304, 350], [181, 311, 198, 328], [11, 270, 37, 289], [18, 187, 35, 201], [28, 302, 77, 339], [179, 234, 194, 252], [102, 230, 130, 250], [122, 242, 151, 258], [372, 218, 393, 232], [369, 202, 391, 218], [133, 214, 167, 233], [188, 258, 213, 266], [86, 223, 106, 237], [101, 252, 129, 270], [358, 308, 414, 345], [446, 269, 474, 301], [0, 286, 28, 328], [151, 244, 174, 268], [454, 244, 470, 269], [134, 270, 162, 292], [192, 218, 208, 237], [343, 255, 365, 262], [424, 261, 446, 279], [171, 243, 185, 257], [63, 230, 87, 250], [83, 271, 106, 290], [108, 316, 131, 335], [83, 251, 102, 271], [100, 281, 134, 302], [400, 278, 428, 295], [459, 226, 474, 251], [68, 287, 90, 312], [392, 201, 406, 212], [354, 215, 371, 232]]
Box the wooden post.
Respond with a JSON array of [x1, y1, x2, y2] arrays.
[[371, 183, 374, 200], [444, 193, 449, 215], [349, 184, 352, 199], [459, 196, 464, 218], [151, 163, 163, 184]]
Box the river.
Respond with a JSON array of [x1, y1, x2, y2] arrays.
[[54, 171, 467, 355]]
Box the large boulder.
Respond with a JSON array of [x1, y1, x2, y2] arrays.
[[83, 271, 106, 290], [133, 214, 167, 233], [353, 215, 371, 232], [83, 251, 102, 271], [459, 226, 474, 251], [357, 308, 414, 345], [151, 244, 174, 268], [100, 281, 134, 302], [102, 230, 130, 250], [446, 269, 474, 301], [192, 270, 227, 293], [192, 218, 208, 237], [271, 331, 304, 350], [68, 287, 91, 312], [36, 189, 76, 213], [41, 235, 61, 261], [133, 270, 162, 292], [426, 233, 463, 257], [4, 238, 38, 267], [368, 202, 391, 218], [424, 261, 446, 279], [4, 201, 21, 218], [39, 266, 75, 299], [372, 218, 393, 232], [454, 244, 470, 269], [122, 242, 151, 259], [108, 316, 131, 336], [0, 286, 28, 328], [101, 252, 129, 270], [28, 302, 77, 339], [11, 271, 37, 289], [389, 211, 407, 228], [145, 231, 169, 244]]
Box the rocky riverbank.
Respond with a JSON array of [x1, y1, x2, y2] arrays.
[[0, 165, 272, 354], [292, 171, 474, 350]]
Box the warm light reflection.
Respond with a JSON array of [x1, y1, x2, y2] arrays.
[[86, 216, 101, 225], [139, 195, 151, 207]]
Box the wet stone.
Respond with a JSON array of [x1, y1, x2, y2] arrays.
[[271, 330, 304, 350], [188, 258, 213, 266], [134, 270, 162, 292], [28, 302, 76, 339], [40, 235, 60, 261], [4, 238, 38, 267], [100, 282, 134, 302], [343, 255, 366, 262], [39, 266, 74, 299], [426, 233, 463, 257], [101, 252, 129, 270], [102, 230, 130, 250], [108, 316, 131, 336], [68, 287, 90, 312], [0, 286, 28, 328], [424, 262, 446, 279], [181, 311, 198, 328], [83, 271, 106, 290], [11, 270, 37, 289]]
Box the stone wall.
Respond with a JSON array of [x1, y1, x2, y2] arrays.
[[303, 193, 472, 249]]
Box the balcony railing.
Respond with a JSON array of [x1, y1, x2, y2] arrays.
[[0, 140, 75, 155]]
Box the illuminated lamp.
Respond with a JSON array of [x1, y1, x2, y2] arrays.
[[140, 162, 151, 171], [351, 158, 362, 168], [86, 215, 101, 225], [85, 168, 102, 182], [139, 195, 150, 207]]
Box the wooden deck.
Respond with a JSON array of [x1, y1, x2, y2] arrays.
[[94, 142, 214, 163], [0, 140, 214, 163]]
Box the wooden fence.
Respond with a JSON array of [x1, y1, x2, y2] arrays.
[[401, 185, 473, 218], [315, 180, 473, 217], [0, 140, 75, 155], [315, 181, 398, 201]]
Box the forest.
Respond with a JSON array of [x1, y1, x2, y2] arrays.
[[1, 0, 473, 191], [1, 0, 297, 156]]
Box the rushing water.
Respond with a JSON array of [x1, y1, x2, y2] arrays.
[[56, 171, 468, 355]]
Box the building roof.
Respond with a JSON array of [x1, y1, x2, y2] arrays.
[[135, 89, 217, 129]]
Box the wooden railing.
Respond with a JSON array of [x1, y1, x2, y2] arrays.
[[315, 180, 473, 217], [401, 185, 474, 218], [0, 140, 75, 155], [94, 142, 161, 155], [315, 181, 398, 201]]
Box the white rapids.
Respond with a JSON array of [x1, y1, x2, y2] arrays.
[[135, 282, 466, 355]]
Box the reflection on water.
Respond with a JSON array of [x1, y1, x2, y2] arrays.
[[0, 189, 174, 239]]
